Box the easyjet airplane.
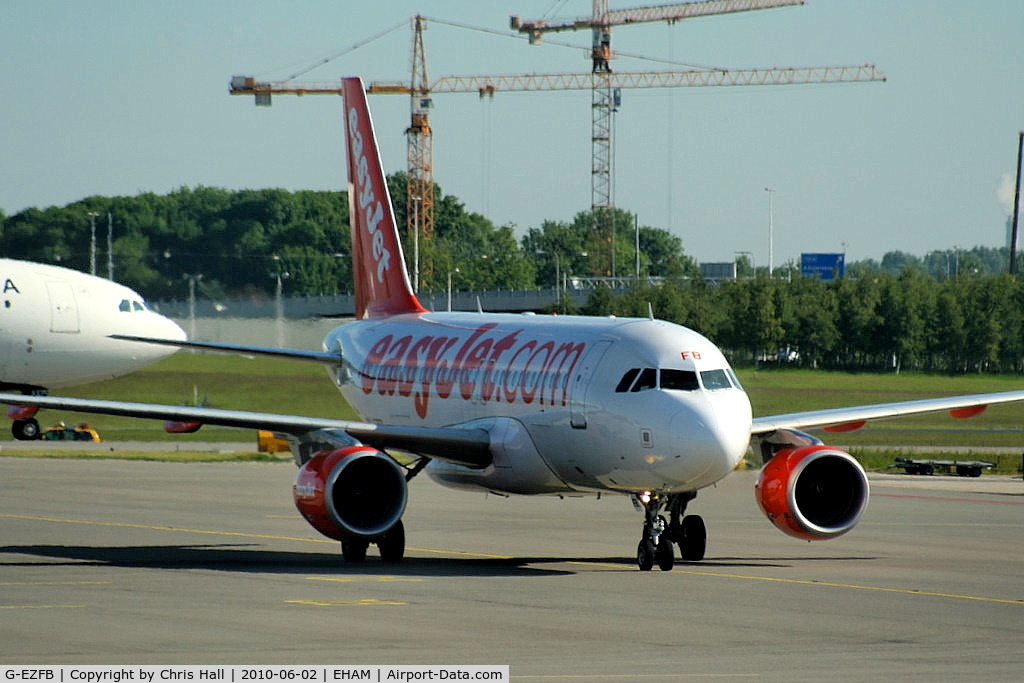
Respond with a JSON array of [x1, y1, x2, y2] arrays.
[[3, 78, 1023, 570], [0, 258, 186, 439]]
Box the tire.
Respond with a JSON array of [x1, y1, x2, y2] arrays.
[[377, 520, 405, 563], [655, 540, 675, 572], [637, 539, 655, 571], [678, 515, 706, 562], [12, 418, 39, 441], [341, 537, 369, 563]]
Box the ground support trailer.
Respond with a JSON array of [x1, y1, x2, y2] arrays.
[[892, 457, 995, 477]]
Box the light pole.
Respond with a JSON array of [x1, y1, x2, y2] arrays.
[[764, 187, 775, 277], [106, 212, 114, 280], [183, 273, 203, 341], [634, 213, 640, 282], [535, 250, 561, 300], [271, 255, 290, 348], [446, 268, 459, 312], [87, 211, 100, 276]]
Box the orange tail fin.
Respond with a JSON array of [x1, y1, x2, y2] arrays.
[[342, 77, 426, 319]]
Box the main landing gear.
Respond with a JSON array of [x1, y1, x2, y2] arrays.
[[341, 519, 406, 564], [12, 417, 40, 440], [634, 491, 706, 571]]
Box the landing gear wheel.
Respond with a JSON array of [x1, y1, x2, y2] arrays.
[[677, 514, 706, 562], [377, 520, 405, 563], [341, 537, 369, 563], [655, 539, 675, 571], [637, 538, 655, 571], [12, 418, 40, 441]]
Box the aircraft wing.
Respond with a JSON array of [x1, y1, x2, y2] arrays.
[[0, 393, 492, 468], [751, 389, 1024, 435], [109, 335, 344, 365]]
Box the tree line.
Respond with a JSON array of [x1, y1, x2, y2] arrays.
[[571, 269, 1024, 374], [2, 181, 1021, 374], [0, 177, 699, 299]]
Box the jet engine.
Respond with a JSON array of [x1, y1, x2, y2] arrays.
[[293, 446, 408, 541], [755, 445, 869, 541]]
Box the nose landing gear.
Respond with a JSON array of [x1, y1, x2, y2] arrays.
[[633, 491, 706, 571]]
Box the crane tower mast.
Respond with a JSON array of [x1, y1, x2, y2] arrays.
[[407, 15, 433, 287]]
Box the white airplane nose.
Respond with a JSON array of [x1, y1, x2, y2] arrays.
[[160, 316, 188, 342], [123, 312, 188, 361], [669, 394, 752, 488]]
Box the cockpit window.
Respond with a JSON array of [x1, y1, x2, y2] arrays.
[[616, 366, 738, 393], [661, 369, 700, 391], [119, 298, 152, 313], [615, 368, 640, 393], [700, 369, 732, 390], [631, 368, 657, 392]]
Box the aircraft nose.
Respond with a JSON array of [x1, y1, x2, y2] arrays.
[[669, 394, 752, 485], [160, 315, 188, 341], [126, 311, 187, 356], [132, 314, 187, 361]]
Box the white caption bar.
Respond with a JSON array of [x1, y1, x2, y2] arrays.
[[1, 667, 509, 683]]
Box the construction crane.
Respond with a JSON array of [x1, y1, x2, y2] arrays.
[[231, 3, 885, 280], [231, 15, 437, 291], [509, 0, 810, 273]]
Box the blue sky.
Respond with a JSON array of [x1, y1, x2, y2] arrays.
[[2, 1, 1022, 266]]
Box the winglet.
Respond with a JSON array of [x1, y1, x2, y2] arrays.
[[342, 77, 427, 319]]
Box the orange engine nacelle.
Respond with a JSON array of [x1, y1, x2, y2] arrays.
[[293, 446, 408, 541], [7, 405, 39, 421], [755, 445, 869, 541]]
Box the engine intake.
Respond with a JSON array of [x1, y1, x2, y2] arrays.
[[293, 446, 408, 540], [755, 445, 869, 541]]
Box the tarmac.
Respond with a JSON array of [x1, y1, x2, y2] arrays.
[[1, 456, 1022, 680]]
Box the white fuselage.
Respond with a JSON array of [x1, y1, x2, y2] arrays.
[[0, 259, 187, 391], [324, 312, 753, 496]]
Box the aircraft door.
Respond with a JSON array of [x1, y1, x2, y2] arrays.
[[569, 339, 612, 429], [46, 281, 80, 333]]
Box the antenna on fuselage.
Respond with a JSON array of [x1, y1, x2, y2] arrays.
[[648, 302, 655, 321]]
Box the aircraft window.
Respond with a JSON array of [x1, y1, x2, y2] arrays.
[[700, 369, 732, 390], [615, 368, 640, 393], [631, 368, 657, 393], [119, 299, 132, 312], [727, 368, 744, 391], [660, 369, 700, 391], [132, 301, 145, 312]]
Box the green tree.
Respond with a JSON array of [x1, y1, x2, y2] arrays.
[[835, 274, 886, 368], [786, 276, 839, 368]]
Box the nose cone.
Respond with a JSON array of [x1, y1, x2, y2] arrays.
[[156, 315, 188, 342], [669, 391, 752, 488], [125, 312, 188, 363]]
